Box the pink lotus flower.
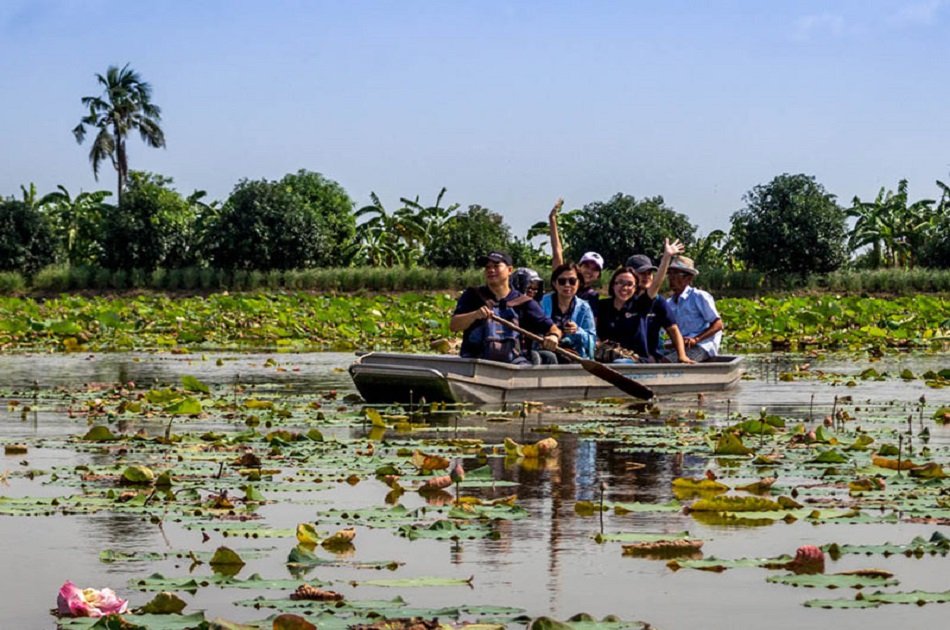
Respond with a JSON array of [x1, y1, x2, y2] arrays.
[[787, 545, 825, 574], [449, 459, 465, 483], [57, 581, 129, 617]]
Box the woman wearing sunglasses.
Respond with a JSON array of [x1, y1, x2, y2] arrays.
[[540, 263, 597, 361]]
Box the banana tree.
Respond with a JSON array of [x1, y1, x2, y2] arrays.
[[38, 185, 112, 266], [848, 180, 935, 268]]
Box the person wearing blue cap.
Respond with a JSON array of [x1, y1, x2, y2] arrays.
[[622, 240, 693, 364], [450, 251, 561, 365]]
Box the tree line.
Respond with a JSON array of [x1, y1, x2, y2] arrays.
[[3, 169, 948, 278], [1, 64, 948, 278]]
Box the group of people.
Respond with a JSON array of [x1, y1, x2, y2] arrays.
[[450, 199, 723, 366]]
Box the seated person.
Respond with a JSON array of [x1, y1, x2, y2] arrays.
[[624, 240, 693, 364], [540, 263, 597, 361], [664, 255, 723, 362], [594, 267, 641, 362], [548, 197, 603, 302], [510, 267, 544, 302], [510, 267, 552, 364], [450, 252, 561, 365]]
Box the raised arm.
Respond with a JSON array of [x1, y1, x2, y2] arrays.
[[649, 238, 685, 299], [548, 198, 564, 269]]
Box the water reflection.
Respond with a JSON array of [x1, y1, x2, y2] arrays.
[[0, 351, 948, 629]]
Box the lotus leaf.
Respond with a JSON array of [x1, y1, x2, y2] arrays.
[[180, 375, 210, 394], [713, 433, 753, 455], [136, 592, 188, 614], [82, 426, 119, 442], [767, 572, 899, 589], [690, 495, 782, 512], [398, 520, 495, 540], [410, 450, 449, 472], [121, 465, 155, 484]]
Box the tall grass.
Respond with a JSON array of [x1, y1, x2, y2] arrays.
[[7, 264, 950, 295]]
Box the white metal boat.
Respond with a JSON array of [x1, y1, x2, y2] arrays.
[[349, 352, 742, 404]]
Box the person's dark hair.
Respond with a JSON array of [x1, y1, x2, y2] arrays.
[[551, 262, 580, 287], [607, 267, 637, 299]]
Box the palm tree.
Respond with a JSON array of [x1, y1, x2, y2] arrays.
[[73, 64, 165, 204]]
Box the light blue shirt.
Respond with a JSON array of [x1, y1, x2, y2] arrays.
[[668, 285, 722, 356], [540, 293, 597, 359]]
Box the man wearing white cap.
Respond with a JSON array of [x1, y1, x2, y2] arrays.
[[548, 198, 603, 302], [664, 255, 722, 363]]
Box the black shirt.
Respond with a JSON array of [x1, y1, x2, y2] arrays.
[[453, 287, 555, 358]]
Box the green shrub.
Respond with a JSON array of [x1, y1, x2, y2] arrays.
[[0, 270, 26, 293], [32, 265, 70, 291], [69, 266, 93, 290], [93, 267, 112, 289], [111, 269, 128, 290], [165, 268, 183, 290], [150, 268, 167, 290], [265, 269, 283, 289], [130, 268, 147, 288], [199, 267, 217, 290]]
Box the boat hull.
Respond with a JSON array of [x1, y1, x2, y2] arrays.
[[349, 352, 742, 404]]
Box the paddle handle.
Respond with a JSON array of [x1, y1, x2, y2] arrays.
[[489, 314, 581, 363]]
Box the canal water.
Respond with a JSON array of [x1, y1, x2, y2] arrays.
[[0, 351, 948, 629]]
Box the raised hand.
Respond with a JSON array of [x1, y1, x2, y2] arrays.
[[664, 238, 685, 257], [549, 198, 564, 220]]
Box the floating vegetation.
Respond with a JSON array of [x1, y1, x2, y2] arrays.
[[0, 293, 946, 353]]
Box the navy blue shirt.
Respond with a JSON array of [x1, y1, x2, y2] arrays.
[[577, 286, 599, 304], [630, 293, 677, 361], [454, 287, 555, 359], [595, 297, 640, 350]]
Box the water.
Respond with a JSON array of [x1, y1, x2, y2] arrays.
[[1, 351, 948, 629]]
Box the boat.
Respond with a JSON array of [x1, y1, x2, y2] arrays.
[[349, 352, 743, 404]]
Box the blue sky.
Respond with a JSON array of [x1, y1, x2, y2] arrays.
[[2, 0, 948, 237]]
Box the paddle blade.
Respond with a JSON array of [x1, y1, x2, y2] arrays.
[[579, 359, 654, 400]]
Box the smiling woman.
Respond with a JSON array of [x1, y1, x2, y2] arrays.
[[540, 263, 596, 360]]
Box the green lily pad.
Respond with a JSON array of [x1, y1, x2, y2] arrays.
[[767, 572, 899, 589]]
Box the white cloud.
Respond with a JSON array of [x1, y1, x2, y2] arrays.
[[792, 12, 846, 41], [888, 0, 944, 26]]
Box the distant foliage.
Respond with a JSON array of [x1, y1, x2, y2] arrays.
[[39, 186, 111, 266], [97, 172, 198, 270], [426, 205, 514, 268], [0, 199, 56, 274], [352, 189, 456, 267], [731, 173, 847, 276], [919, 179, 950, 269], [561, 194, 696, 268], [204, 170, 355, 270]]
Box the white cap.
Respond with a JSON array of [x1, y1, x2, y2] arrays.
[[578, 251, 604, 270]]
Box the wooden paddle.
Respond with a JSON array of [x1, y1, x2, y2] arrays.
[[490, 314, 654, 400]]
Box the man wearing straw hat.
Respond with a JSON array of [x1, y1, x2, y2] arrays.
[[664, 255, 723, 363]]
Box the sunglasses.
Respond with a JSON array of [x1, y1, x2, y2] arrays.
[[556, 277, 578, 286]]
